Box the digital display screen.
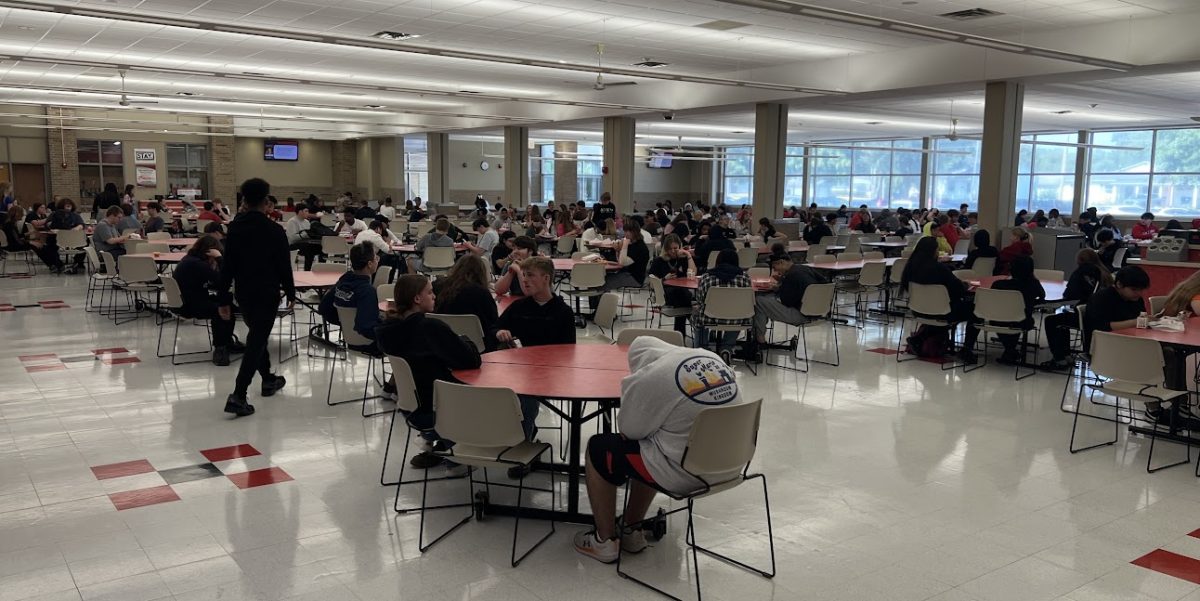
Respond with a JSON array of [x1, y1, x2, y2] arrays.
[[647, 151, 673, 169], [265, 140, 299, 161]]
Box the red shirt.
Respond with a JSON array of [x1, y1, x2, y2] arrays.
[[939, 222, 961, 249], [1131, 222, 1159, 240], [196, 210, 222, 223], [997, 240, 1033, 274]]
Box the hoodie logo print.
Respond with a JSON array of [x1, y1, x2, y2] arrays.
[[675, 356, 737, 405]]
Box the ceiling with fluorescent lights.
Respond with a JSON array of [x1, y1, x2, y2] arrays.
[[0, 0, 1198, 140]]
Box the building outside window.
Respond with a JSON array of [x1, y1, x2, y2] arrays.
[[722, 146, 754, 205], [1086, 128, 1200, 218], [929, 138, 982, 211], [807, 139, 922, 210], [1016, 133, 1076, 216], [77, 140, 124, 200], [166, 143, 208, 199], [404, 136, 429, 202]]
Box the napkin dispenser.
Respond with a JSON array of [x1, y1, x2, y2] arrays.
[[1145, 236, 1188, 262]]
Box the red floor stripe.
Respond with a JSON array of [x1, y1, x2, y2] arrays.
[[866, 347, 900, 355], [1132, 549, 1200, 585], [25, 364, 66, 373], [91, 459, 155, 480], [92, 347, 129, 355], [200, 444, 261, 463], [101, 357, 141, 366], [226, 467, 293, 489], [19, 353, 58, 362], [108, 485, 180, 511]]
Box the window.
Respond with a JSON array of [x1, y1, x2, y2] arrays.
[[929, 138, 982, 211], [538, 144, 555, 203], [806, 139, 922, 210], [1016, 133, 1076, 216], [577, 144, 603, 203], [722, 146, 754, 205], [1082, 128, 1200, 217], [1150, 129, 1200, 217], [166, 144, 208, 199], [783, 146, 804, 209], [77, 140, 124, 200], [404, 137, 429, 202]]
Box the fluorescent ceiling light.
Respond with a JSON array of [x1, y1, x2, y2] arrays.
[[711, 0, 1135, 71]]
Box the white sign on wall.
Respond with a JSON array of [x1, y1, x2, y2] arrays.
[[134, 148, 156, 165], [135, 166, 157, 187]]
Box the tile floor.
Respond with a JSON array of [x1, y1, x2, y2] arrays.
[[3, 269, 1200, 601]]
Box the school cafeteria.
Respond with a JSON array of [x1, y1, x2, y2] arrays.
[[6, 2, 1200, 600]]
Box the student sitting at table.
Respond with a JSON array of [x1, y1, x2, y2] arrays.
[[355, 219, 405, 278], [334, 207, 367, 237], [491, 230, 517, 272], [802, 214, 833, 245], [491, 207, 513, 231], [758, 217, 787, 245], [900, 237, 973, 356], [494, 236, 538, 297], [285, 206, 322, 270], [1132, 212, 1159, 240], [648, 234, 695, 335], [960, 256, 1044, 365], [377, 274, 482, 469], [319, 243, 384, 353], [930, 220, 953, 255], [752, 251, 826, 352], [1095, 229, 1120, 271], [874, 209, 899, 232], [144, 203, 166, 234], [940, 210, 964, 249], [574, 336, 742, 563], [1160, 270, 1200, 317], [996, 227, 1033, 274], [464, 218, 499, 265], [174, 235, 244, 366], [587, 221, 650, 313], [195, 201, 223, 225], [1, 206, 63, 273], [963, 229, 998, 273], [407, 218, 455, 274], [93, 206, 131, 261], [694, 225, 735, 275], [116, 203, 141, 235], [663, 213, 690, 240], [848, 205, 871, 231], [433, 255, 499, 351], [692, 249, 751, 363]]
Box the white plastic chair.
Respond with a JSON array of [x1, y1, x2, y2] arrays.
[[963, 287, 1035, 379], [322, 236, 350, 261], [1034, 269, 1064, 282], [737, 247, 758, 269], [647, 275, 692, 331], [895, 283, 961, 369], [422, 246, 456, 276], [428, 313, 486, 352], [382, 356, 470, 500], [766, 283, 839, 373], [614, 328, 684, 346], [156, 276, 213, 365], [699, 286, 755, 371], [329, 305, 388, 417]]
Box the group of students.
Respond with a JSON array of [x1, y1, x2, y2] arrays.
[[1, 197, 91, 273]]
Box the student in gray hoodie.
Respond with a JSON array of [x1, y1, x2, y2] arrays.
[[406, 217, 456, 273], [573, 336, 742, 564]]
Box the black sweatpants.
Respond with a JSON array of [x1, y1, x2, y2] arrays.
[[1044, 310, 1077, 360], [186, 303, 235, 348], [233, 298, 278, 397]]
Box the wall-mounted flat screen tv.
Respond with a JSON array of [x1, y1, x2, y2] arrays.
[[647, 151, 673, 169], [265, 140, 299, 161]]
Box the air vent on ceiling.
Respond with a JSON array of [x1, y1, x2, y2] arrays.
[[373, 31, 420, 41], [694, 19, 750, 31], [938, 8, 1003, 20], [633, 60, 670, 68]]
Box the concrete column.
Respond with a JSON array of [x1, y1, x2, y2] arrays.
[[427, 133, 450, 206], [208, 116, 235, 204], [503, 126, 529, 209], [46, 107, 80, 203], [977, 81, 1024, 237], [752, 102, 787, 219], [602, 116, 636, 215], [1072, 130, 1089, 219], [331, 139, 358, 199], [553, 141, 578, 205], [919, 137, 932, 210]]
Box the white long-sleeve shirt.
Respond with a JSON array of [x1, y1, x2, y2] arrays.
[[618, 337, 742, 494]]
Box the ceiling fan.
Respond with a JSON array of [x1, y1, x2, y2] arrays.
[[946, 99, 960, 141], [592, 44, 637, 91], [116, 70, 157, 107]]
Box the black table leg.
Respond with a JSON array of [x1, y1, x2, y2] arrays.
[[567, 400, 583, 515]]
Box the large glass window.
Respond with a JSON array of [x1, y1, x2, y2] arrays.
[[1150, 129, 1200, 217], [404, 136, 429, 202], [1015, 133, 1076, 216], [577, 144, 603, 203], [1084, 128, 1200, 217], [806, 140, 922, 210], [77, 140, 124, 200], [783, 147, 804, 208], [929, 138, 982, 211], [722, 146, 754, 205], [166, 143, 208, 199], [538, 144, 555, 202]]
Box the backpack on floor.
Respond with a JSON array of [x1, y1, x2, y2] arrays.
[[905, 325, 950, 358]]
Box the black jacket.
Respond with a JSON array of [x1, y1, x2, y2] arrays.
[[991, 277, 1046, 327], [318, 272, 379, 341], [1064, 263, 1104, 303], [433, 281, 499, 350], [217, 210, 294, 305], [621, 240, 650, 285], [777, 265, 827, 309], [376, 313, 481, 411], [964, 245, 998, 270], [695, 237, 734, 274], [495, 295, 576, 347], [803, 223, 833, 245], [173, 255, 220, 315]]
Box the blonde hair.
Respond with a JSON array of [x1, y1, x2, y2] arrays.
[[1011, 227, 1030, 241], [1162, 270, 1200, 315]]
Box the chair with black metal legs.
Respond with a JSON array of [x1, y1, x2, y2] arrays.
[[329, 305, 389, 417], [617, 399, 774, 601], [417, 380, 555, 567], [1070, 331, 1192, 473], [962, 287, 1038, 380], [383, 356, 470, 504], [895, 283, 964, 370], [156, 277, 215, 365], [765, 283, 839, 373]]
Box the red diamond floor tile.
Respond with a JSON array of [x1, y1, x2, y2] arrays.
[[91, 459, 156, 480], [25, 364, 66, 373], [108, 485, 181, 511], [0, 305, 14, 312], [1190, 528, 1200, 539], [200, 444, 261, 463], [226, 467, 293, 490], [1132, 549, 1200, 585]]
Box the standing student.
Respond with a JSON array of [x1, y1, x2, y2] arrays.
[[592, 192, 617, 225], [174, 235, 244, 365], [217, 178, 292, 418], [122, 184, 136, 205], [1040, 249, 1114, 370], [648, 234, 695, 335]]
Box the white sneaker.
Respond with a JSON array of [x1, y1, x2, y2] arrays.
[[380, 390, 397, 402], [618, 516, 648, 553], [574, 529, 619, 564]]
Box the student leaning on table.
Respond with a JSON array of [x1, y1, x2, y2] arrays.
[[752, 251, 826, 347], [574, 336, 742, 563], [493, 235, 538, 297]]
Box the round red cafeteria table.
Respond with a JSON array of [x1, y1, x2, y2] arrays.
[[377, 295, 517, 315], [126, 251, 186, 263], [970, 275, 1067, 304], [551, 258, 620, 271], [292, 270, 342, 289], [663, 275, 774, 291], [452, 343, 629, 523]]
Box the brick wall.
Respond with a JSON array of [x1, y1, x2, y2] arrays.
[[331, 140, 360, 198], [553, 141, 578, 204], [209, 116, 235, 203], [46, 107, 80, 204]]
